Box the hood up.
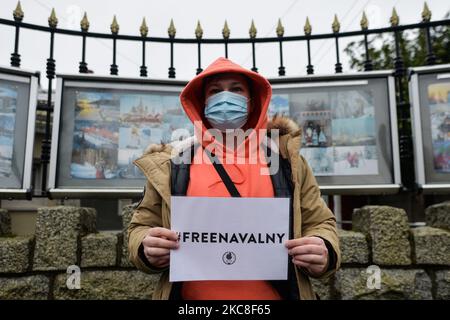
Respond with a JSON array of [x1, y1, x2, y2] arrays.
[[179, 57, 272, 152]]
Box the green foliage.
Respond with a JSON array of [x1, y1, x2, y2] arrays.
[[345, 13, 450, 71]]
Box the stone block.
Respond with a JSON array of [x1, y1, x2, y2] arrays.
[[33, 206, 96, 271], [81, 232, 119, 268], [426, 201, 450, 231], [411, 227, 450, 265], [0, 275, 49, 299], [338, 229, 369, 264], [353, 206, 411, 265], [0, 236, 32, 273]]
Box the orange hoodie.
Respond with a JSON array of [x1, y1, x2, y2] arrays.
[[179, 57, 281, 300]]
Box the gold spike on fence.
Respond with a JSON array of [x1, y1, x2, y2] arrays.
[[304, 17, 312, 36], [332, 14, 340, 33], [276, 18, 284, 37], [48, 8, 58, 28], [421, 2, 431, 22], [195, 20, 203, 39], [168, 19, 176, 37], [80, 12, 89, 32], [140, 18, 148, 37], [110, 15, 119, 34], [360, 11, 368, 30], [249, 20, 257, 38], [13, 1, 24, 22], [390, 7, 399, 27], [222, 20, 230, 39]]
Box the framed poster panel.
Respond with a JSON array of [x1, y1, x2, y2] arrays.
[[268, 71, 401, 194], [409, 64, 450, 193], [48, 74, 191, 198], [0, 66, 38, 199]]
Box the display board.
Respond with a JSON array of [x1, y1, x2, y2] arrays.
[[0, 66, 38, 199], [269, 71, 401, 194], [48, 74, 191, 198], [409, 64, 450, 193]]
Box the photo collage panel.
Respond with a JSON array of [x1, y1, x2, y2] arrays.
[[270, 89, 378, 176], [71, 90, 193, 180]]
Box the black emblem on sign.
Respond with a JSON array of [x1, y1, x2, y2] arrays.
[[222, 251, 236, 265]]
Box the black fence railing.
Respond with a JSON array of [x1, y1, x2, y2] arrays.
[[1, 2, 449, 197]]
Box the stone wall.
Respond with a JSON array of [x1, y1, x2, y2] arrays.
[[0, 205, 158, 300], [312, 202, 450, 300], [0, 203, 449, 300]]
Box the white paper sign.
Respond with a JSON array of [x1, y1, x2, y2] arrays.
[[170, 196, 289, 282]]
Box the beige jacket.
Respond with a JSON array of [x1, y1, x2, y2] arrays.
[[128, 115, 341, 300]]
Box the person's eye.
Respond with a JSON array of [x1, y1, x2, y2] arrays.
[[231, 87, 243, 92], [209, 88, 221, 94]]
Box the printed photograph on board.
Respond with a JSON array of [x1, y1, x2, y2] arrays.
[[71, 121, 120, 180], [299, 111, 332, 147], [331, 90, 375, 146], [428, 82, 450, 173], [71, 91, 120, 179], [75, 91, 120, 122], [290, 92, 332, 148], [268, 94, 289, 117], [333, 145, 378, 175], [300, 147, 334, 175]]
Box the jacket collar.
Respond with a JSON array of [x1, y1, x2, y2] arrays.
[[140, 115, 302, 157], [133, 115, 302, 203]]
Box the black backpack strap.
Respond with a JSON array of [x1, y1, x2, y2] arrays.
[[170, 144, 197, 196], [205, 150, 241, 198]]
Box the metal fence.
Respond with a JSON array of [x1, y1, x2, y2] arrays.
[[0, 1, 449, 197]]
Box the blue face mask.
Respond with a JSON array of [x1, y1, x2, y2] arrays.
[[204, 91, 249, 131]]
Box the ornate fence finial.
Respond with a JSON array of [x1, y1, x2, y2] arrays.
[[140, 17, 148, 37], [360, 11, 368, 30], [222, 20, 230, 39], [13, 1, 24, 22], [168, 19, 176, 38], [195, 20, 203, 40], [304, 16, 312, 36], [80, 12, 89, 32], [390, 7, 399, 27], [249, 19, 257, 39], [48, 8, 58, 28], [332, 14, 340, 33], [421, 2, 431, 22], [110, 15, 119, 34], [276, 18, 284, 37]]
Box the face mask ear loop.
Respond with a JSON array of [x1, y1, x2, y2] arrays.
[[246, 97, 253, 114]]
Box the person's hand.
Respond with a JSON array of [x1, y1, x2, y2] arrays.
[[142, 227, 179, 269], [285, 236, 328, 277]]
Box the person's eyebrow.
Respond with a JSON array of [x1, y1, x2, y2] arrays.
[[230, 81, 244, 86]]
